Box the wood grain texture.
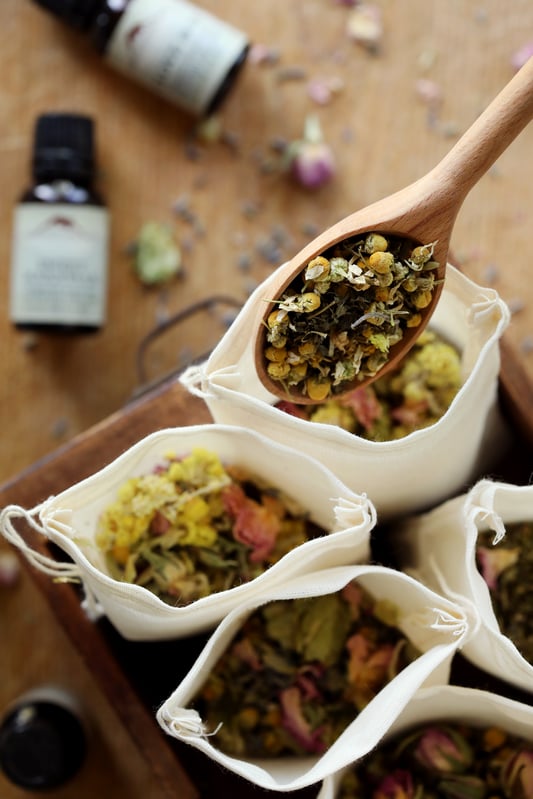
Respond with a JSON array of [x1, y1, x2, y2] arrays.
[[1, 0, 533, 480]]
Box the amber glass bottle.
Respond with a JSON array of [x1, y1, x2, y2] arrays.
[[32, 0, 250, 117], [0, 686, 87, 791], [9, 113, 109, 333]]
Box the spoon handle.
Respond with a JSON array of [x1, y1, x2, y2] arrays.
[[430, 57, 533, 201]]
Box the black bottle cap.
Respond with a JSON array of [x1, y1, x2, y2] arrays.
[[31, 0, 100, 30], [32, 113, 96, 183], [0, 701, 87, 790]]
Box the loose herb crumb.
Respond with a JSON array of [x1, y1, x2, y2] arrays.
[[133, 222, 182, 286], [263, 233, 440, 400]]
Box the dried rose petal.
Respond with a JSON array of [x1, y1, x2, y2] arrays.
[[222, 483, 280, 562], [346, 633, 395, 707], [0, 551, 21, 588], [340, 386, 382, 430], [279, 685, 326, 754]]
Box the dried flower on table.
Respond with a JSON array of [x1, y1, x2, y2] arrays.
[[132, 221, 182, 286], [263, 233, 440, 401], [277, 329, 461, 439], [95, 448, 324, 605], [346, 4, 383, 53], [476, 521, 533, 663], [285, 115, 336, 189], [337, 720, 533, 798], [511, 42, 533, 72], [193, 583, 420, 757]]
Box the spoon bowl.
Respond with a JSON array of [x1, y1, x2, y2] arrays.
[[255, 57, 533, 404]]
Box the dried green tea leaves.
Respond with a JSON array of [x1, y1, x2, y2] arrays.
[[263, 233, 439, 400], [277, 329, 461, 439], [338, 721, 533, 798], [476, 521, 533, 663], [193, 583, 420, 757], [96, 448, 323, 605]]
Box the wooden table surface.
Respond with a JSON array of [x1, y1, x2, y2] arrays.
[[1, 0, 533, 484]]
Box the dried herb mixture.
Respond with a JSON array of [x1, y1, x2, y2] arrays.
[[476, 521, 533, 664], [194, 582, 420, 757], [338, 720, 533, 798], [277, 329, 461, 440], [95, 448, 323, 605], [263, 232, 439, 401]]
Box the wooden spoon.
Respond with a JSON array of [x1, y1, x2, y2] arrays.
[[255, 57, 533, 404]]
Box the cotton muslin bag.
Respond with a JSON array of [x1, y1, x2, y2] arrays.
[[157, 564, 468, 792], [403, 479, 533, 694], [0, 424, 375, 641], [181, 264, 509, 519], [317, 684, 533, 799]]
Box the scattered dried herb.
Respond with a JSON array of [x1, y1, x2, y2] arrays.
[[263, 233, 440, 401], [132, 221, 182, 286], [337, 720, 533, 798], [193, 583, 420, 757], [277, 329, 461, 439], [476, 521, 533, 663], [96, 448, 323, 606]]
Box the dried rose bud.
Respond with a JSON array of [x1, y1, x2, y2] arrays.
[[511, 43, 533, 72], [500, 748, 533, 798], [287, 115, 336, 189], [413, 726, 473, 773], [373, 770, 416, 799]]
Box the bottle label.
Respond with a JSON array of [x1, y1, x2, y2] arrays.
[[10, 204, 109, 327], [106, 0, 248, 115]]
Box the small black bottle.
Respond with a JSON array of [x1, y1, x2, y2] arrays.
[[9, 112, 109, 333], [0, 686, 87, 791], [32, 0, 250, 117]]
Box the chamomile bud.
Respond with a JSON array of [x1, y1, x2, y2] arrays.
[[368, 251, 395, 274], [306, 377, 331, 401], [267, 361, 291, 379], [298, 292, 321, 312], [265, 346, 287, 362], [413, 290, 433, 309], [364, 233, 388, 254]]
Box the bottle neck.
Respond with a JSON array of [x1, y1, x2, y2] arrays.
[[90, 0, 130, 52]]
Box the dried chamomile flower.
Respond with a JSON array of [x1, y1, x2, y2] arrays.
[[264, 233, 440, 400], [132, 221, 182, 286], [95, 448, 324, 605], [278, 330, 460, 439]]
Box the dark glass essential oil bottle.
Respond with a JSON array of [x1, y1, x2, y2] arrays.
[[9, 112, 109, 333], [0, 686, 87, 791], [31, 0, 250, 117]]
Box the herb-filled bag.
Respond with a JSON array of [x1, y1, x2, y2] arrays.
[[157, 564, 468, 792], [403, 479, 533, 694], [0, 425, 374, 641], [318, 684, 533, 799], [181, 265, 509, 519]]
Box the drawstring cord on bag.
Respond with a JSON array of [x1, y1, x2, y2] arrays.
[[0, 504, 81, 581]]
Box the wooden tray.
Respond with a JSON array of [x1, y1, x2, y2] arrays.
[[1, 335, 532, 799]]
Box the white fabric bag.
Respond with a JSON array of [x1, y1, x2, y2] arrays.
[[181, 265, 509, 520], [157, 564, 468, 792], [404, 479, 533, 693], [318, 683, 533, 799], [0, 425, 374, 641]]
